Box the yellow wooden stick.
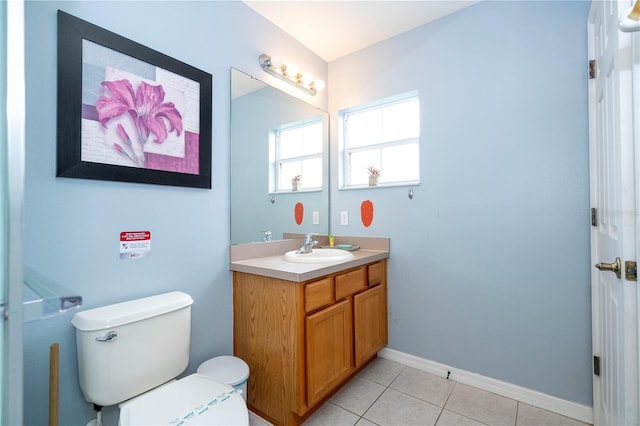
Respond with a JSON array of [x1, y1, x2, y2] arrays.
[[49, 343, 59, 426]]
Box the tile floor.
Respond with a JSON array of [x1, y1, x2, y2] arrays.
[[248, 358, 591, 426]]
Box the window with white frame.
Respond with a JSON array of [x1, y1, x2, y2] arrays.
[[270, 118, 323, 192], [341, 93, 420, 187]]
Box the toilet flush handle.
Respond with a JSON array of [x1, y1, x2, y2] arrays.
[[95, 331, 117, 342]]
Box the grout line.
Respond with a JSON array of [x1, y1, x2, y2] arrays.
[[355, 364, 406, 426], [433, 406, 445, 425], [436, 381, 514, 426], [443, 378, 457, 407], [324, 401, 362, 424], [432, 378, 457, 426], [359, 376, 393, 424]]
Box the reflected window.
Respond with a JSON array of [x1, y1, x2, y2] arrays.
[[271, 118, 323, 192], [340, 93, 420, 187]]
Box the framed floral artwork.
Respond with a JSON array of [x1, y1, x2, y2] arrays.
[[56, 11, 212, 188]]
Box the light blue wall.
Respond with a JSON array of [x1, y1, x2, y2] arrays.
[[22, 2, 326, 425], [23, 0, 593, 422], [329, 1, 592, 405]]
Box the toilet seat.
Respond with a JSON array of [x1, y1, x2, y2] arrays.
[[119, 373, 249, 425]]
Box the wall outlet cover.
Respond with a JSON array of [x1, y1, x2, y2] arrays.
[[340, 211, 349, 226]]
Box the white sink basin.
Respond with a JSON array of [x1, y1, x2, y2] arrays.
[[283, 248, 355, 264]]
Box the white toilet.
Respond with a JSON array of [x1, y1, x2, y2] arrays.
[[71, 291, 249, 425]]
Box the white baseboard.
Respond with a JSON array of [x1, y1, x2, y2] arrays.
[[378, 348, 593, 425]]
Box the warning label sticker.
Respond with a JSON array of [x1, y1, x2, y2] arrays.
[[120, 231, 151, 260]]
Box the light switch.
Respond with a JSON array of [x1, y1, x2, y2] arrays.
[[312, 211, 320, 225]]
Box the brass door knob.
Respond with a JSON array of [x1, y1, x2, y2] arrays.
[[595, 257, 622, 279]]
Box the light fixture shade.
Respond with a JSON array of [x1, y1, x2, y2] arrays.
[[270, 55, 283, 68], [300, 72, 314, 85], [285, 63, 299, 77], [259, 53, 319, 96], [312, 79, 326, 92]]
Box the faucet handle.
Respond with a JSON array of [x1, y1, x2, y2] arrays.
[[297, 233, 319, 254], [304, 232, 319, 242]]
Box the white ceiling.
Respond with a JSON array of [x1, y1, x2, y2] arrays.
[[243, 1, 479, 62]]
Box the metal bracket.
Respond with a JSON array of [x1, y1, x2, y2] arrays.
[[625, 261, 637, 282]]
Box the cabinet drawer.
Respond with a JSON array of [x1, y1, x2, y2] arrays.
[[367, 261, 385, 287], [335, 267, 366, 300], [305, 278, 334, 312]]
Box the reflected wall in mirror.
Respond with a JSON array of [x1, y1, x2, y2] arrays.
[[230, 68, 329, 244]]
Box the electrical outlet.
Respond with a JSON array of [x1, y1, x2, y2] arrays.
[[312, 211, 320, 225], [340, 211, 349, 226]]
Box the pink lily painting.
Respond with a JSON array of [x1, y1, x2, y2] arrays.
[[95, 78, 184, 167], [61, 19, 210, 187]]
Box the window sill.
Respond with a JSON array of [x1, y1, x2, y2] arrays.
[[339, 181, 420, 191], [269, 188, 323, 195]]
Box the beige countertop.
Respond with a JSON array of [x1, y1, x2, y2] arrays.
[[229, 236, 389, 282]]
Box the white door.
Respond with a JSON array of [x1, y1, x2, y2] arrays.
[[0, 3, 6, 419], [1, 1, 25, 425], [588, 1, 639, 425]]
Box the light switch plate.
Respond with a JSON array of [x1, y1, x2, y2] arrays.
[[340, 211, 349, 226], [312, 211, 319, 225]]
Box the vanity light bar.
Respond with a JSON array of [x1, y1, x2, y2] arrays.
[[259, 53, 325, 96]]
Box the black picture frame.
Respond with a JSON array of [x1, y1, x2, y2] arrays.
[[57, 10, 212, 189]]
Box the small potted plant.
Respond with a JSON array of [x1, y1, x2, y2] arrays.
[[291, 174, 302, 191], [367, 166, 380, 186]]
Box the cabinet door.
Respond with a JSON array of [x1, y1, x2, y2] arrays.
[[305, 299, 353, 407], [354, 284, 387, 368]]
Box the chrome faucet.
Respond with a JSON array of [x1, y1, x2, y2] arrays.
[[262, 230, 272, 242], [297, 233, 319, 254]]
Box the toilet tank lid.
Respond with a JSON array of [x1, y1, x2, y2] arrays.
[[71, 291, 193, 331]]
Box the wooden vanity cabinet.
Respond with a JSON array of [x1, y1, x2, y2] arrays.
[[233, 259, 387, 426]]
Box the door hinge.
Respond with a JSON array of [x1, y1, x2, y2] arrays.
[[589, 59, 597, 79], [594, 355, 601, 376], [591, 207, 598, 227], [625, 261, 637, 281]]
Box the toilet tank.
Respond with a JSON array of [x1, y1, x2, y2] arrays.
[[71, 291, 194, 407]]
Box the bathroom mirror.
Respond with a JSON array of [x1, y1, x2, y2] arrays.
[[230, 68, 329, 244]]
